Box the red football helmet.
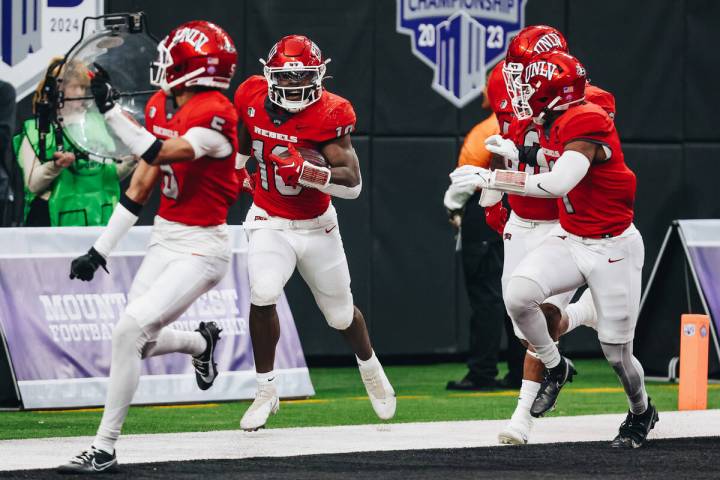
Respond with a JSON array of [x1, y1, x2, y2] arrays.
[[151, 20, 237, 94], [510, 51, 587, 123], [261, 35, 329, 113], [506, 25, 568, 65], [503, 25, 568, 117]]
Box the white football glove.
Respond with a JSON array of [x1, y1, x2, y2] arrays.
[[484, 134, 519, 164], [443, 183, 471, 211], [449, 165, 491, 191]]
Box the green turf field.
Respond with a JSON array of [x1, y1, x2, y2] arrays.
[[1, 360, 718, 440]]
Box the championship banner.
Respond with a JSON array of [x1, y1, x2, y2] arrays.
[[0, 226, 314, 409], [1, 0, 105, 101], [635, 220, 720, 380]]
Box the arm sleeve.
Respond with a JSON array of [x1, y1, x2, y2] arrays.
[[523, 150, 590, 198], [182, 127, 233, 159], [20, 136, 64, 194], [319, 175, 362, 199], [92, 203, 139, 257]]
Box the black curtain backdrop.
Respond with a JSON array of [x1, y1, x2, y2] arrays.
[[11, 0, 718, 358]]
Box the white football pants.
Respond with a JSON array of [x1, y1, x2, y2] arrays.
[[501, 213, 576, 340], [245, 204, 354, 330], [94, 244, 228, 452]]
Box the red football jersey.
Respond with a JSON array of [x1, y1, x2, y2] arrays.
[[538, 103, 636, 237], [585, 84, 616, 118], [145, 90, 240, 226], [504, 117, 559, 221], [234, 75, 357, 220]]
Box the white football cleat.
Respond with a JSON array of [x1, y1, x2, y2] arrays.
[[240, 383, 279, 431], [498, 418, 532, 445], [359, 363, 396, 420]]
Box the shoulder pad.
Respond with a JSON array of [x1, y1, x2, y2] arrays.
[[556, 104, 614, 144], [234, 75, 266, 111], [585, 84, 616, 118]]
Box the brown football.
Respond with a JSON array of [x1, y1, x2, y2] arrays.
[[276, 147, 328, 167]]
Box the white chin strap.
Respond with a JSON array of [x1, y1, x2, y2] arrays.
[[162, 67, 207, 94]]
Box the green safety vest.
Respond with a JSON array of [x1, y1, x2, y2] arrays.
[[13, 116, 121, 226]]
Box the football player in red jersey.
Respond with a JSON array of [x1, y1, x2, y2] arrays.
[[452, 51, 656, 448], [59, 21, 249, 473], [459, 26, 606, 445], [233, 35, 395, 431]]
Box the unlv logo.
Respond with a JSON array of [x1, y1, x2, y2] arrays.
[[532, 33, 564, 54], [170, 27, 210, 53], [523, 61, 558, 82], [396, 0, 527, 108]]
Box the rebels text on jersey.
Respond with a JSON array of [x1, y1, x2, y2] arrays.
[[234, 75, 356, 220], [145, 90, 240, 226], [538, 103, 636, 238], [501, 84, 617, 222]]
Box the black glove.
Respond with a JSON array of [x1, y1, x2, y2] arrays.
[[90, 63, 116, 114], [70, 247, 108, 281]]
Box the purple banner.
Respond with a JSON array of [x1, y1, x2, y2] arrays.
[[687, 246, 720, 338], [0, 227, 314, 409]]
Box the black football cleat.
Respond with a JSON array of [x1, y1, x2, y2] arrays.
[[57, 447, 117, 474], [530, 356, 577, 418], [192, 321, 222, 390], [611, 398, 659, 448]]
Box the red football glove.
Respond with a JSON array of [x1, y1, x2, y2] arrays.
[[268, 143, 303, 187], [238, 168, 254, 196], [484, 202, 508, 235]]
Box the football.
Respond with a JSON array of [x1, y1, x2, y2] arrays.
[[276, 146, 329, 168]]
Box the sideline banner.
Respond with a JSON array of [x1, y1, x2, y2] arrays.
[[0, 226, 314, 409], [635, 220, 720, 379]]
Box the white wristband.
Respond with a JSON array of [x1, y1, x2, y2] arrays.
[[104, 104, 157, 158], [92, 204, 139, 257], [298, 161, 331, 189], [490, 169, 528, 193]]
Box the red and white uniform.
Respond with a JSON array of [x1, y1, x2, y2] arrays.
[[146, 90, 240, 226], [234, 75, 356, 220], [233, 76, 358, 329], [537, 102, 635, 238], [498, 85, 618, 328], [511, 104, 643, 344], [143, 90, 239, 259]]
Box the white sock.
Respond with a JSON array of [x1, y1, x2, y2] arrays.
[[565, 289, 597, 333], [511, 380, 541, 423], [356, 350, 380, 371], [142, 328, 207, 358], [257, 370, 277, 386]]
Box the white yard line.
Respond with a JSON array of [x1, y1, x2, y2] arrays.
[[1, 410, 719, 471]]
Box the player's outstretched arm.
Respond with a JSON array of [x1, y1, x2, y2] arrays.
[[451, 140, 601, 199], [69, 162, 160, 282], [317, 134, 362, 199]]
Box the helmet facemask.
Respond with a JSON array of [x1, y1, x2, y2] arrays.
[[150, 41, 208, 94], [503, 61, 533, 121], [262, 60, 327, 113]]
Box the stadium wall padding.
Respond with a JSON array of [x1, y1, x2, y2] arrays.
[[9, 0, 709, 357]]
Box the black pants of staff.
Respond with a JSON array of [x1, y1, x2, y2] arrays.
[[460, 199, 525, 386]]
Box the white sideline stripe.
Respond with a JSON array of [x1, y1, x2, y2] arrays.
[[1, 410, 719, 471]]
